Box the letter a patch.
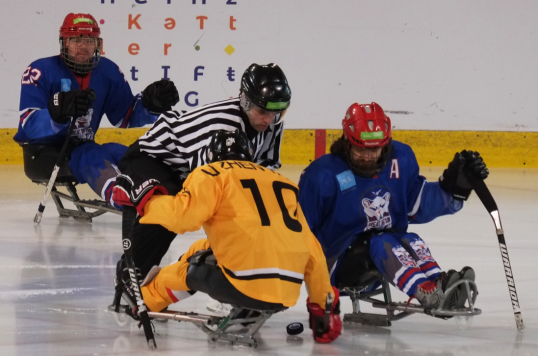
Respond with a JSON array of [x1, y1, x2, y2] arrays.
[[390, 159, 399, 179]]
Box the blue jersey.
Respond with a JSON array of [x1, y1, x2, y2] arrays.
[[14, 55, 157, 145], [298, 141, 463, 268]]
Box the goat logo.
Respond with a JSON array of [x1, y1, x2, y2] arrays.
[[73, 108, 94, 140], [362, 190, 392, 231], [410, 240, 435, 262], [392, 245, 418, 268]]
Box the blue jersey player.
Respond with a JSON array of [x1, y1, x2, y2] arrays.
[[298, 102, 489, 309], [14, 13, 179, 208]]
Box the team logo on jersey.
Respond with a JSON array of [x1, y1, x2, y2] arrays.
[[362, 189, 392, 231], [73, 108, 95, 140], [392, 245, 418, 268], [226, 137, 235, 146], [410, 240, 435, 262]]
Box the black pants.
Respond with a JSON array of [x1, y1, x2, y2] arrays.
[[334, 231, 381, 290], [186, 252, 287, 312], [118, 142, 183, 276]]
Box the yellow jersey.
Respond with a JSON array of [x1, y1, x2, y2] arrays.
[[140, 160, 333, 307]]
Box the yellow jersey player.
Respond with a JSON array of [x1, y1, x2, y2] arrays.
[[117, 129, 342, 344]]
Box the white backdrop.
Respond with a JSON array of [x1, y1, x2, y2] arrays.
[[1, 0, 537, 131]]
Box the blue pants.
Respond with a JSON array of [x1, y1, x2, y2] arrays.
[[69, 142, 128, 207], [369, 231, 442, 297]]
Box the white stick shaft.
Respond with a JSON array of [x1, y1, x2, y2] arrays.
[[34, 165, 61, 224]]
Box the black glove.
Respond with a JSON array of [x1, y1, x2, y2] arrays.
[[462, 150, 489, 180], [47, 88, 96, 124], [439, 150, 489, 201], [142, 79, 180, 114], [112, 174, 168, 216]]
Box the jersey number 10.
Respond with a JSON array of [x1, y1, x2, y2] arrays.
[[241, 179, 302, 233]]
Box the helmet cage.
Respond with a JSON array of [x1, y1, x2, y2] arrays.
[[342, 102, 393, 177], [344, 139, 393, 178], [59, 14, 102, 75], [60, 37, 102, 75]]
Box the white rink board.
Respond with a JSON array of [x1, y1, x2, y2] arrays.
[[1, 0, 538, 131]]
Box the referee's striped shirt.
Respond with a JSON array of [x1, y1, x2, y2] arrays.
[[138, 97, 284, 180]]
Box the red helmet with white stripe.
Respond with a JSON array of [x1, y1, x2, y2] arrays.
[[341, 102, 393, 177]]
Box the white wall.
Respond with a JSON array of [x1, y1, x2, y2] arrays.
[[1, 0, 536, 131]]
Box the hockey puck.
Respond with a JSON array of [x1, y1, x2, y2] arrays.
[[286, 322, 304, 335]]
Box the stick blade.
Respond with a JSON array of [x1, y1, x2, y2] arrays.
[[515, 313, 525, 330], [148, 339, 157, 350]]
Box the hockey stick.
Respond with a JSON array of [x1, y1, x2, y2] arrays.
[[122, 205, 157, 349], [34, 118, 75, 224], [467, 175, 525, 330]]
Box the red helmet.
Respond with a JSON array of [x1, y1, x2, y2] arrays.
[[341, 102, 393, 177], [59, 13, 102, 75], [342, 102, 391, 148], [60, 13, 100, 38]]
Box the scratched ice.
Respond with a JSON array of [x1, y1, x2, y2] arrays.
[[0, 165, 536, 356]]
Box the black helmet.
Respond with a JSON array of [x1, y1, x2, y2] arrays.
[[241, 63, 291, 112], [207, 129, 254, 163]]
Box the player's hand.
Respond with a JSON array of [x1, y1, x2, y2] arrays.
[[142, 79, 180, 115], [307, 287, 342, 343], [462, 150, 489, 180], [439, 150, 488, 201], [47, 88, 96, 124], [112, 174, 168, 216]]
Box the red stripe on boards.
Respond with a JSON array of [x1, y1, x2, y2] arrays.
[[315, 129, 326, 159]]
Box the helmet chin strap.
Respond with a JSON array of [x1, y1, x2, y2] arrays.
[[271, 114, 284, 126]]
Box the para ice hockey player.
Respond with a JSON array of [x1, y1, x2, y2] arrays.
[[14, 13, 179, 207], [118, 130, 342, 343], [298, 102, 489, 309]]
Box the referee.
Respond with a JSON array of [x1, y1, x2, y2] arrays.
[[113, 63, 292, 301]]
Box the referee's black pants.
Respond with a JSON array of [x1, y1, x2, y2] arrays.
[[118, 142, 183, 277]]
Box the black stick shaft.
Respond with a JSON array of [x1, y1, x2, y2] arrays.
[[122, 206, 157, 349], [468, 175, 525, 330], [34, 118, 76, 224]]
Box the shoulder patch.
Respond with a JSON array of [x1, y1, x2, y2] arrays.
[[336, 170, 356, 191]]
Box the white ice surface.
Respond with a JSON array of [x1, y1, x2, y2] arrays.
[[0, 165, 536, 356]]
